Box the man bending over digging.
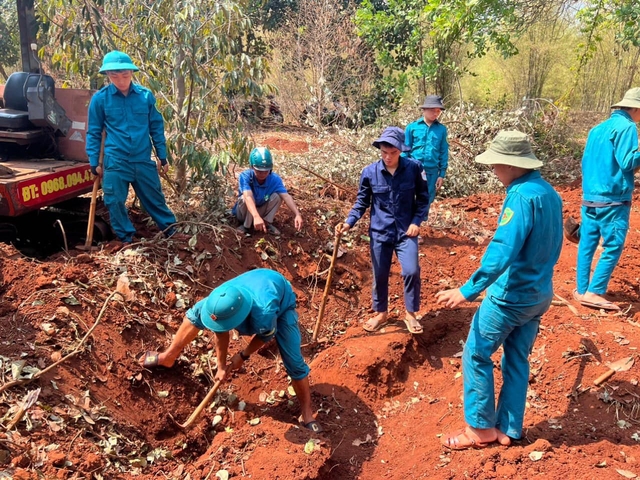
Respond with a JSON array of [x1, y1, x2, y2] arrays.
[[435, 131, 562, 449], [138, 268, 322, 433]]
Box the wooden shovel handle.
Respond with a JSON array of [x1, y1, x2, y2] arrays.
[[594, 368, 615, 386], [84, 132, 105, 247], [178, 379, 223, 430], [311, 230, 342, 343]]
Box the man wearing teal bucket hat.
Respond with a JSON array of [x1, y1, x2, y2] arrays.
[[86, 50, 183, 244], [436, 131, 562, 449], [137, 268, 322, 433]]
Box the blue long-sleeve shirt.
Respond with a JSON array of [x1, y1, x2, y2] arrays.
[[86, 83, 167, 167], [581, 110, 640, 204], [459, 171, 562, 306], [404, 118, 449, 177], [346, 157, 429, 243]]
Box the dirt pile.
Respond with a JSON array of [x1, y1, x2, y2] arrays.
[[0, 168, 639, 479]]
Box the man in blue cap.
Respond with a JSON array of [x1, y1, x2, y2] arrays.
[[233, 146, 303, 236], [86, 50, 183, 244], [336, 126, 429, 334], [137, 268, 322, 433], [404, 95, 449, 205], [436, 131, 562, 449]]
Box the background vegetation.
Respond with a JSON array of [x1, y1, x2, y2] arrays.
[[1, 0, 639, 200]]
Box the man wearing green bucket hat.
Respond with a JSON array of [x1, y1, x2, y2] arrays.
[[569, 87, 640, 311], [435, 131, 562, 449], [86, 50, 183, 244], [137, 268, 322, 433]]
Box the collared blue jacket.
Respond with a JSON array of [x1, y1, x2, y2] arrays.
[[346, 157, 429, 243], [404, 118, 449, 177], [459, 171, 562, 306], [186, 269, 296, 343], [86, 83, 167, 167], [582, 110, 640, 203]]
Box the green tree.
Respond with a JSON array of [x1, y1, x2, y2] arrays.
[[355, 0, 543, 101], [0, 0, 20, 79], [38, 0, 270, 193]]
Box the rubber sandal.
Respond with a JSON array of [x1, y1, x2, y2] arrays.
[[403, 317, 423, 334], [573, 289, 620, 311], [137, 351, 169, 369], [363, 316, 388, 332], [441, 428, 489, 450], [302, 421, 324, 433]]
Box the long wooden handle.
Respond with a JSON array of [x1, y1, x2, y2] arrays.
[[84, 132, 105, 247], [594, 368, 615, 386], [311, 231, 342, 343], [179, 379, 223, 429]]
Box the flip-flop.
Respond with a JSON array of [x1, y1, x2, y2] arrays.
[[363, 316, 388, 332], [573, 289, 620, 311], [137, 351, 166, 369], [441, 428, 489, 450], [302, 421, 324, 433], [403, 317, 423, 334]]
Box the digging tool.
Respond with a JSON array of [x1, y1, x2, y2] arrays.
[[593, 356, 634, 386], [77, 131, 105, 252], [310, 230, 343, 344], [174, 379, 223, 430]]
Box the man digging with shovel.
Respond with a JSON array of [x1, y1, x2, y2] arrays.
[[138, 268, 323, 433], [435, 131, 563, 449]]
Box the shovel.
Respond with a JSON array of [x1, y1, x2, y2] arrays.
[[593, 356, 634, 386], [172, 379, 222, 430], [310, 230, 343, 344], [77, 131, 105, 252]]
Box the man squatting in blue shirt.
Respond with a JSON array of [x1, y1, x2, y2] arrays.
[[336, 127, 429, 335], [568, 87, 640, 312], [137, 268, 323, 433], [436, 131, 563, 449], [86, 51, 182, 244], [233, 147, 303, 236], [404, 95, 449, 206]]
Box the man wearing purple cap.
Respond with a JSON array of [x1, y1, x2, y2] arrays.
[[336, 127, 429, 334], [137, 268, 322, 433]]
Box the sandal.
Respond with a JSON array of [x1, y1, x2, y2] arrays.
[[403, 316, 423, 334], [441, 428, 490, 450], [363, 315, 388, 332]]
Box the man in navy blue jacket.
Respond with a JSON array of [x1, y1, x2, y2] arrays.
[[336, 127, 429, 334]]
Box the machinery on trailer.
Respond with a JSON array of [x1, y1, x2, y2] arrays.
[[0, 0, 107, 250]]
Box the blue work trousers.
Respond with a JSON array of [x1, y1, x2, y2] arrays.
[[424, 168, 438, 207], [102, 157, 177, 242], [463, 297, 548, 439], [274, 307, 310, 381], [576, 204, 630, 295], [370, 236, 420, 313]]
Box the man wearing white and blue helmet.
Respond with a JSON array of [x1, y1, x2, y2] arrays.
[[233, 147, 303, 236], [138, 268, 322, 433]]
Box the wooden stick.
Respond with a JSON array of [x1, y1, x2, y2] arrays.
[[296, 164, 357, 196], [176, 379, 223, 430], [311, 231, 342, 343], [553, 293, 581, 317], [0, 290, 119, 395], [593, 368, 615, 386], [84, 131, 105, 249]]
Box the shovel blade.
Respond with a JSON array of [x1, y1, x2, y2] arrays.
[[609, 356, 634, 372]]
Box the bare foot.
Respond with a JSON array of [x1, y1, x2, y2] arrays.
[[496, 429, 512, 446]]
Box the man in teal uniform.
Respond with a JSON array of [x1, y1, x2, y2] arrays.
[[571, 87, 640, 311], [233, 147, 303, 236], [436, 131, 562, 449], [86, 51, 181, 243], [404, 95, 449, 205], [138, 268, 322, 433]]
